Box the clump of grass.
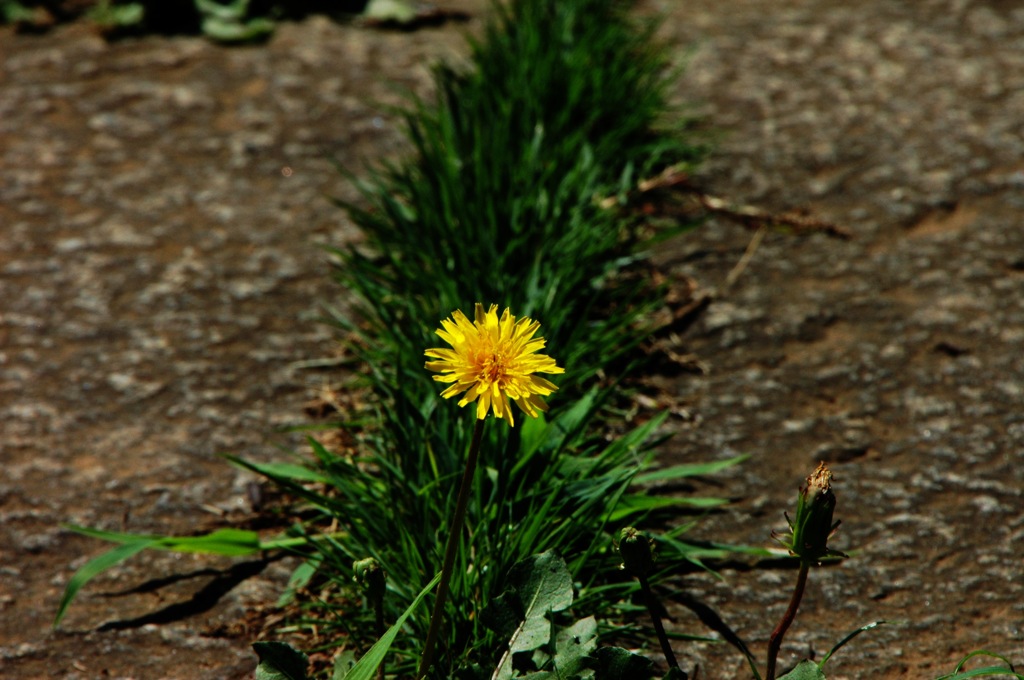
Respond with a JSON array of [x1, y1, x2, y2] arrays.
[[258, 0, 715, 675], [337, 0, 704, 396]]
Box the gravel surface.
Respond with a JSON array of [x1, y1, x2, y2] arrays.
[[655, 1, 1024, 677], [1, 11, 473, 679], [2, 1, 1023, 678]]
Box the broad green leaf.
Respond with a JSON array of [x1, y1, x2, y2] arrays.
[[344, 571, 441, 680], [553, 616, 597, 676], [587, 646, 655, 680], [253, 641, 309, 680], [332, 650, 357, 680], [777, 660, 826, 680], [54, 538, 158, 628], [488, 551, 575, 680]]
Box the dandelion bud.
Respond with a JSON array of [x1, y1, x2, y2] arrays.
[[618, 526, 656, 577], [353, 557, 386, 603], [801, 462, 837, 558], [776, 462, 845, 564]]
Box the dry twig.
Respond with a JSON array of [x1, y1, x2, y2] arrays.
[[602, 164, 853, 240]]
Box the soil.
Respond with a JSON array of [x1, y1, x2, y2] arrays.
[[1, 1, 1022, 679]]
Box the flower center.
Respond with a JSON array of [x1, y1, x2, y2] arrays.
[[481, 349, 509, 385]]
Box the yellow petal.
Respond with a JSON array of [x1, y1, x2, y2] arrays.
[[425, 304, 562, 423], [476, 387, 491, 419]]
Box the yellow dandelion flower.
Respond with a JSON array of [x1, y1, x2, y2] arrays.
[[424, 303, 564, 426]]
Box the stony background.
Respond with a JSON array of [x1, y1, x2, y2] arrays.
[[1, 0, 1022, 678], [658, 1, 1024, 677]]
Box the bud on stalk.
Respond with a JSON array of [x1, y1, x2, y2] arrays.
[[775, 461, 846, 565]]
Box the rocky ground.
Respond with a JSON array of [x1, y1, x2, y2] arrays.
[[2, 0, 1022, 678]]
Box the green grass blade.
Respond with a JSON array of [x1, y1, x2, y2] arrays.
[[222, 453, 330, 483], [633, 454, 749, 485], [818, 620, 889, 669], [954, 651, 1019, 674], [156, 528, 263, 555], [277, 559, 320, 607], [54, 538, 159, 628], [342, 571, 442, 680], [241, 461, 329, 483], [935, 650, 1024, 679], [939, 669, 1024, 680], [64, 524, 264, 556], [607, 494, 728, 522], [64, 523, 161, 543]]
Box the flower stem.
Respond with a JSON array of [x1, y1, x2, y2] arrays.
[[374, 598, 385, 680], [637, 573, 684, 677], [417, 418, 486, 679], [765, 561, 810, 680]]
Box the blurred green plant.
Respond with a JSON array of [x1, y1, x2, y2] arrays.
[[84, 0, 143, 34], [1, 0, 53, 27], [0, 0, 377, 41], [194, 0, 273, 43]]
